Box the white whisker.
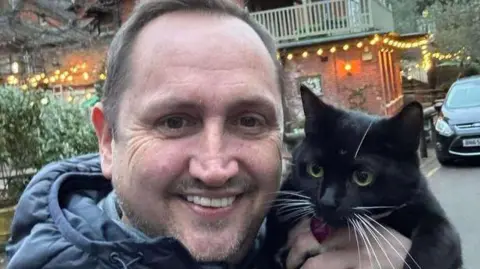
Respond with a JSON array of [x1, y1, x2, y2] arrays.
[[355, 217, 382, 269], [347, 220, 352, 242], [278, 208, 314, 222], [357, 215, 395, 269], [272, 202, 313, 208], [274, 201, 313, 208], [363, 214, 422, 269], [276, 205, 312, 216], [352, 219, 373, 269], [273, 191, 311, 199], [356, 214, 414, 269], [276, 206, 313, 218], [354, 206, 398, 210], [354, 120, 374, 159], [263, 197, 311, 206], [273, 198, 312, 202], [348, 219, 362, 269], [275, 201, 312, 210], [289, 211, 314, 224], [268, 199, 312, 210]]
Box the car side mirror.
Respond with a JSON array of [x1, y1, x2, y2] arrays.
[[434, 101, 443, 113]]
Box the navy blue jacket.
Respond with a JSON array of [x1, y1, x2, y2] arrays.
[[6, 154, 271, 269]]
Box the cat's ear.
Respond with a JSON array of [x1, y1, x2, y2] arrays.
[[299, 84, 335, 118], [300, 84, 337, 135], [386, 101, 424, 152], [300, 84, 322, 118]]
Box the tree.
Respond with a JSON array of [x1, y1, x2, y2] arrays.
[[426, 0, 480, 61], [390, 0, 421, 34]]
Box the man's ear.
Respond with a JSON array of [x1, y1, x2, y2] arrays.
[[91, 102, 113, 179]]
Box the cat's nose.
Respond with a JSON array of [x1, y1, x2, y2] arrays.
[[318, 187, 338, 208]]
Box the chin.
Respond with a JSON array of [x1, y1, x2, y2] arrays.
[[180, 226, 246, 262]]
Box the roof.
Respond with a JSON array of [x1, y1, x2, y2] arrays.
[[277, 30, 389, 50], [398, 32, 429, 39], [276, 30, 430, 50], [0, 0, 117, 51]]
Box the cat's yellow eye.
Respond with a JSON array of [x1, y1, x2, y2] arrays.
[[307, 163, 324, 178], [352, 170, 374, 187]]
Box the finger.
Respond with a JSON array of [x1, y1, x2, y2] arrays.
[[300, 249, 360, 269], [286, 218, 311, 247], [321, 228, 356, 250], [286, 220, 357, 269], [286, 230, 323, 269], [300, 246, 407, 269], [288, 219, 356, 249]]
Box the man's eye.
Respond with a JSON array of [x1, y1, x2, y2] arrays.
[[231, 114, 267, 137], [164, 116, 187, 129], [156, 115, 198, 137], [239, 116, 260, 127]]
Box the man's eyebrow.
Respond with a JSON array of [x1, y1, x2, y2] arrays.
[[142, 93, 279, 114], [229, 95, 278, 112], [145, 97, 201, 111]]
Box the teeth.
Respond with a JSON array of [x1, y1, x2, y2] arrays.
[[185, 196, 235, 208]]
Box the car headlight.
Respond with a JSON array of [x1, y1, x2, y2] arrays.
[[435, 117, 454, 137]]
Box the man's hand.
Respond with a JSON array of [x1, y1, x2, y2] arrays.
[[285, 218, 412, 269]]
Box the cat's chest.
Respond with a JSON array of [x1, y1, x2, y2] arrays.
[[380, 209, 419, 238]]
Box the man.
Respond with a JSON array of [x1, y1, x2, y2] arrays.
[[6, 0, 411, 268]]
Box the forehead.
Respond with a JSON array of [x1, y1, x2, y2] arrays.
[[122, 11, 280, 114], [306, 113, 378, 157]]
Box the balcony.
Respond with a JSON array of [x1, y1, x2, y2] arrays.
[[250, 0, 394, 45]]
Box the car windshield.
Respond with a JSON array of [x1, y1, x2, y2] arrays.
[[445, 80, 480, 109]]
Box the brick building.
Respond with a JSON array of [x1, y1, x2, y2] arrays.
[[1, 0, 429, 127], [278, 33, 428, 127], [245, 0, 429, 127]]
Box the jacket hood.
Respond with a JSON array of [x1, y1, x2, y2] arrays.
[[6, 154, 267, 269]]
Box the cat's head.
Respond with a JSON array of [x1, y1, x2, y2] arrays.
[[290, 85, 424, 228]]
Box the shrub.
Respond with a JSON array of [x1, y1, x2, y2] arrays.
[[0, 86, 98, 205], [0, 87, 44, 206], [37, 92, 98, 168]]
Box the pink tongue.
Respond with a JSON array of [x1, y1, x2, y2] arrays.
[[310, 218, 332, 243]]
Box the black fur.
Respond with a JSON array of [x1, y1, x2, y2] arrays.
[[263, 85, 462, 269]]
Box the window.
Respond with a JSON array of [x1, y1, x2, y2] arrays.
[[298, 75, 323, 96], [446, 80, 480, 109]]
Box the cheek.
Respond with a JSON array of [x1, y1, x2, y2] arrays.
[[115, 136, 188, 192], [237, 136, 282, 189]]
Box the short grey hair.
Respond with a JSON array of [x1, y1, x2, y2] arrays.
[[102, 0, 286, 135]]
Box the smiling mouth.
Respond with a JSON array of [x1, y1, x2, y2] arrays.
[[183, 195, 237, 208]]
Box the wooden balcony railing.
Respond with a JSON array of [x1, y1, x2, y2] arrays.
[[250, 0, 394, 43]]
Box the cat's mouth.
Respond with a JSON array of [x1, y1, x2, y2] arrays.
[[310, 217, 334, 243]]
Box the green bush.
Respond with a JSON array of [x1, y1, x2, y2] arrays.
[[0, 87, 43, 172], [0, 86, 98, 205], [37, 92, 98, 167]]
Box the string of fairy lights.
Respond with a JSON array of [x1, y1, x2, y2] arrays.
[[3, 34, 474, 92], [276, 33, 473, 72], [4, 61, 106, 92]]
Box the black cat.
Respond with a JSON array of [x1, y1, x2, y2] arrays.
[[263, 85, 462, 269]]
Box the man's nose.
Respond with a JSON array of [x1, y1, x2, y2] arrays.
[[189, 121, 239, 187]]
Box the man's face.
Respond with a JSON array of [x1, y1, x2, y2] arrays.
[[93, 12, 283, 263]]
